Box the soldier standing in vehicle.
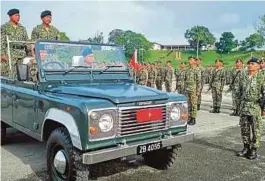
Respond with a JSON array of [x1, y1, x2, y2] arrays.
[[175, 62, 186, 94], [138, 64, 148, 86], [259, 59, 265, 79], [156, 61, 164, 90], [184, 57, 201, 125], [208, 59, 225, 113], [236, 58, 265, 160], [196, 57, 205, 110], [31, 10, 61, 41], [164, 60, 174, 92], [227, 59, 245, 116], [1, 9, 29, 77]]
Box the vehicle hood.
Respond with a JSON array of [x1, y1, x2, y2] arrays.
[[46, 82, 169, 104]]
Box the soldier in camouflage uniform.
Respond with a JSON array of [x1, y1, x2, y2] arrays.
[[31, 10, 61, 42], [208, 60, 226, 113], [236, 58, 265, 160], [1, 9, 29, 78], [175, 62, 186, 94], [259, 59, 265, 79], [148, 63, 157, 88], [155, 61, 164, 90], [138, 64, 148, 86], [196, 58, 205, 110], [146, 63, 151, 87], [227, 59, 245, 116], [184, 57, 201, 125], [164, 60, 174, 92]]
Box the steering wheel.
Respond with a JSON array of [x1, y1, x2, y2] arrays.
[[41, 61, 64, 69]]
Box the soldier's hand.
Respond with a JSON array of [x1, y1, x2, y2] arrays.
[[1, 55, 7, 63]]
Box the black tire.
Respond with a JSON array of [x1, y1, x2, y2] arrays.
[[1, 122, 7, 145], [46, 127, 89, 181], [143, 145, 181, 170]]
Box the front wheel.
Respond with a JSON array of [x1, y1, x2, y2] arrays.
[[46, 127, 89, 181], [143, 144, 181, 170]]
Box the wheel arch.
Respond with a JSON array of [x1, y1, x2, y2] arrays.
[[41, 108, 83, 150]]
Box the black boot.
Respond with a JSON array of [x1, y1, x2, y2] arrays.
[[236, 144, 250, 157], [197, 104, 200, 111], [210, 107, 216, 113], [247, 147, 257, 160], [188, 117, 196, 125], [230, 110, 237, 116], [216, 107, 220, 113]]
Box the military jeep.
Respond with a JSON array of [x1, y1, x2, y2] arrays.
[[1, 40, 193, 180]]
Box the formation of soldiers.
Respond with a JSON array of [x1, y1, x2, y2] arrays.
[[1, 9, 61, 77]]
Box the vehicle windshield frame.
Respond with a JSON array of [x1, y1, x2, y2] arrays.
[[34, 40, 130, 82]]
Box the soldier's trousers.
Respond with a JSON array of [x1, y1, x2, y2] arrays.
[[156, 78, 163, 90], [211, 87, 223, 108], [197, 85, 204, 106], [148, 79, 156, 88], [165, 81, 172, 92], [186, 91, 197, 118], [240, 114, 263, 148], [231, 90, 240, 112], [176, 85, 185, 94]]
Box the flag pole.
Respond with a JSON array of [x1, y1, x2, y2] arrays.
[[134, 49, 137, 84]]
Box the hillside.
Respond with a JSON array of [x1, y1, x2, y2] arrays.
[[142, 50, 265, 68]]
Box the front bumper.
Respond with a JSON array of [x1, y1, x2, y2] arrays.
[[82, 132, 194, 164]]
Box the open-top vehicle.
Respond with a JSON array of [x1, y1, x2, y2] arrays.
[[1, 40, 193, 180]]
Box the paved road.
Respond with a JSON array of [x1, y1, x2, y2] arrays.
[[1, 111, 265, 181]]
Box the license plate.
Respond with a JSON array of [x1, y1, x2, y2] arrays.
[[137, 141, 162, 154]]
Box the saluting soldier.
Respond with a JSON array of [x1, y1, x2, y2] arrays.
[[31, 10, 61, 41], [236, 58, 265, 160], [175, 62, 186, 94], [227, 59, 245, 116], [196, 57, 205, 110], [164, 60, 174, 92], [156, 61, 164, 90], [184, 57, 201, 125], [208, 60, 226, 113], [1, 9, 29, 77]]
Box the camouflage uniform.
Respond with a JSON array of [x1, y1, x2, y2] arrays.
[[184, 67, 201, 119], [259, 69, 265, 79], [156, 66, 164, 90], [237, 72, 265, 157], [209, 68, 225, 113], [229, 68, 245, 115], [175, 69, 186, 94], [27, 58, 38, 83], [164, 66, 174, 92], [138, 68, 148, 86], [31, 24, 61, 41], [197, 66, 205, 109], [1, 22, 29, 77], [148, 66, 157, 88]]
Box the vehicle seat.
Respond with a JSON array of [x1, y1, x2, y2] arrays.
[[23, 57, 38, 83], [72, 56, 84, 67]]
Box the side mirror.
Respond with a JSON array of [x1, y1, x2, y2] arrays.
[[17, 64, 29, 81]]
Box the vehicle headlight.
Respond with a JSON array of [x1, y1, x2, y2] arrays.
[[170, 106, 181, 121], [99, 114, 113, 132]]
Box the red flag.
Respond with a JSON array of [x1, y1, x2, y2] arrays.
[[136, 108, 163, 123], [129, 49, 140, 71]]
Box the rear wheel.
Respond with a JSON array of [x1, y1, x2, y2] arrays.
[[143, 145, 181, 170], [1, 122, 7, 145], [46, 127, 89, 181]]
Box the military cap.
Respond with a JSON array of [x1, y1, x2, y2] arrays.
[[82, 48, 93, 56], [7, 8, 19, 16], [41, 10, 52, 18], [247, 57, 259, 64]]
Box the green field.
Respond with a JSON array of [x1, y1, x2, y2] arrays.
[[141, 50, 265, 68]]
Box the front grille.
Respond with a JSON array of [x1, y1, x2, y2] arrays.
[[118, 105, 168, 137]]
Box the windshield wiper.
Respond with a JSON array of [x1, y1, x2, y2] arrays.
[[99, 65, 124, 74], [63, 66, 92, 75]]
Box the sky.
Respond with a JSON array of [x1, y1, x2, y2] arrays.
[[1, 1, 265, 45]]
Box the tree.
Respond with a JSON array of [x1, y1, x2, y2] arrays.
[[215, 32, 238, 54], [59, 32, 70, 41], [184, 26, 216, 57], [255, 14, 265, 38], [240, 33, 264, 51], [87, 31, 104, 43], [108, 29, 152, 59]]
